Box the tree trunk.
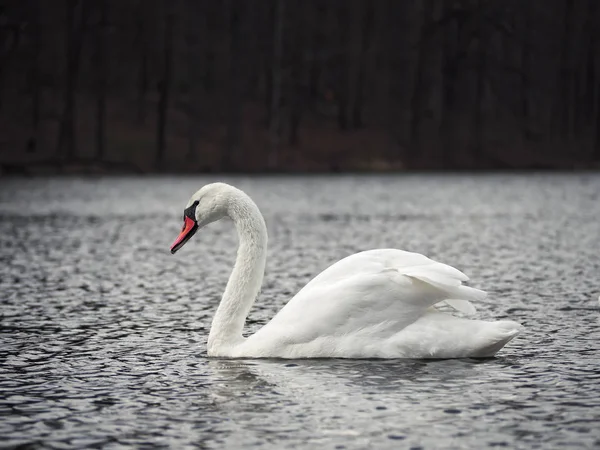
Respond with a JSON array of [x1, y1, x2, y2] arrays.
[[584, 16, 596, 130], [350, 0, 371, 129], [472, 1, 486, 166], [156, 8, 174, 170], [0, 10, 21, 112], [520, 0, 532, 140], [95, 0, 108, 161], [590, 0, 600, 160], [185, 0, 205, 162], [346, 0, 363, 130], [409, 0, 433, 159], [336, 3, 349, 131], [224, 0, 243, 170], [595, 37, 600, 161], [202, 2, 215, 95], [375, 0, 397, 161], [289, 0, 306, 146], [263, 1, 274, 126], [307, 0, 325, 112], [595, 85, 600, 160], [268, 0, 284, 168], [557, 0, 575, 141], [575, 0, 597, 139], [439, 0, 458, 168], [136, 0, 148, 125], [27, 0, 42, 154], [473, 39, 486, 165], [56, 0, 88, 160]]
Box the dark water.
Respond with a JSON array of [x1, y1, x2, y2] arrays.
[[1, 174, 599, 449]]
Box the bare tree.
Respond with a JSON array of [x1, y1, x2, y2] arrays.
[[410, 0, 434, 159], [471, 0, 487, 165], [95, 0, 108, 161], [27, 0, 42, 154], [576, 0, 597, 139], [335, 3, 349, 131], [556, 0, 575, 141], [156, 5, 174, 170], [0, 6, 22, 112], [439, 0, 460, 168], [520, 0, 532, 140], [307, 0, 325, 113], [591, 0, 600, 161], [223, 0, 244, 170], [268, 0, 284, 168], [185, 0, 205, 162], [135, 0, 148, 125], [56, 0, 89, 160], [378, 1, 407, 162], [347, 0, 371, 130], [2, 0, 600, 172], [289, 0, 307, 146]]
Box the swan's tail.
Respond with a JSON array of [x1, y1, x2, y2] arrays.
[[469, 320, 522, 357]]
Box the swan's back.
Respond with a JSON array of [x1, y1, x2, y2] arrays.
[[239, 249, 521, 358]]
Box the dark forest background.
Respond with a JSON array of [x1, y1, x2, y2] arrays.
[[1, 0, 600, 173]]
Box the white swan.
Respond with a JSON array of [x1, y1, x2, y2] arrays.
[[170, 182, 521, 359]]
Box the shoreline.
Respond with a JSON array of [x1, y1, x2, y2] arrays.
[[1, 158, 598, 177]]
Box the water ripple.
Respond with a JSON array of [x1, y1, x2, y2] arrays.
[[1, 174, 599, 449]]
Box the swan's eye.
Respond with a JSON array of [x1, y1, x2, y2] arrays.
[[183, 200, 200, 222]]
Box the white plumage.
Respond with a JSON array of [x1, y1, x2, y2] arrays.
[[170, 183, 522, 359]]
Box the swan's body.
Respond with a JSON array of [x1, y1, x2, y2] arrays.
[[170, 183, 521, 359]]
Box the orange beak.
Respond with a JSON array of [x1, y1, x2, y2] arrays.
[[170, 216, 198, 254]]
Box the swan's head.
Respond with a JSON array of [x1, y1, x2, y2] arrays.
[[170, 183, 232, 254]]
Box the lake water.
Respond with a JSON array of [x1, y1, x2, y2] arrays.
[[1, 174, 599, 449]]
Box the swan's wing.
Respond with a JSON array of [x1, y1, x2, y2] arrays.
[[250, 249, 486, 347], [436, 299, 477, 315], [300, 249, 482, 315]]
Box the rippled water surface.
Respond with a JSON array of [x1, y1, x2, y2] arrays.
[[1, 174, 600, 449]]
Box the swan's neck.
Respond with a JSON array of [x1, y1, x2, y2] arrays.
[[207, 193, 267, 355]]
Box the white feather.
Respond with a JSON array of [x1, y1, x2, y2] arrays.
[[175, 183, 522, 359]]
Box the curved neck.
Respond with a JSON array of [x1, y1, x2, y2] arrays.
[[207, 192, 267, 355]]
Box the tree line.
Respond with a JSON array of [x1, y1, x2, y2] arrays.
[[0, 0, 599, 172]]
